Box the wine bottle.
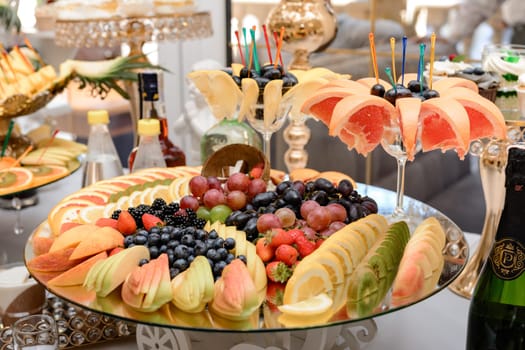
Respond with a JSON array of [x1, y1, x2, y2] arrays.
[[129, 71, 186, 168], [466, 144, 525, 350]]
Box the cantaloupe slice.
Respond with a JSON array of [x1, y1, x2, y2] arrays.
[[48, 251, 108, 286], [49, 224, 99, 253], [27, 247, 83, 272]]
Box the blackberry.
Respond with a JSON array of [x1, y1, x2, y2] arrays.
[[151, 198, 167, 211], [111, 209, 122, 220], [128, 206, 149, 228], [193, 218, 206, 229], [166, 202, 180, 215], [171, 215, 188, 227], [186, 208, 197, 220]]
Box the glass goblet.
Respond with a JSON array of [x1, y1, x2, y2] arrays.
[[246, 91, 292, 167]]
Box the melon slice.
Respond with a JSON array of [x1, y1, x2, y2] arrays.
[[419, 97, 471, 159], [329, 94, 398, 155], [48, 251, 108, 286]]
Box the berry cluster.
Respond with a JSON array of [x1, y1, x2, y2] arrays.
[[123, 225, 240, 280], [224, 63, 298, 90]]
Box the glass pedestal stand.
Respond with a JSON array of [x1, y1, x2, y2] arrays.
[[283, 117, 311, 172], [448, 121, 523, 299], [136, 319, 377, 350]]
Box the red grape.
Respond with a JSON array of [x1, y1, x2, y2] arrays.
[[319, 227, 337, 239], [275, 207, 296, 228], [302, 226, 318, 241], [256, 213, 282, 233], [328, 220, 346, 232], [227, 173, 251, 192], [247, 178, 267, 198], [180, 195, 200, 211], [326, 203, 347, 222], [300, 200, 320, 219], [203, 188, 226, 208], [306, 206, 331, 231], [226, 190, 247, 211], [207, 176, 222, 190], [189, 175, 208, 197]]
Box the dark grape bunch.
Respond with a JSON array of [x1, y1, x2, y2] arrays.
[[224, 63, 298, 90], [225, 178, 378, 242], [111, 198, 206, 230], [123, 225, 241, 280]]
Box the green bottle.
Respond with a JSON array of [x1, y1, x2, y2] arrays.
[[466, 144, 525, 350]]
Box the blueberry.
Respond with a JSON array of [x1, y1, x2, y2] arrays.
[[224, 237, 235, 250], [173, 258, 189, 271], [170, 228, 183, 241], [213, 261, 227, 277], [206, 248, 221, 262], [148, 233, 161, 246], [214, 238, 225, 249], [237, 255, 247, 264], [170, 267, 180, 279], [159, 245, 168, 254], [149, 226, 160, 235], [167, 240, 179, 249], [187, 255, 195, 264], [136, 229, 149, 236], [174, 245, 190, 259], [168, 253, 175, 265], [194, 241, 207, 256], [149, 246, 159, 259], [194, 229, 207, 240], [160, 233, 171, 244], [208, 230, 218, 240], [225, 253, 235, 264], [134, 235, 147, 245], [124, 235, 134, 247], [138, 258, 149, 266], [217, 247, 229, 260]]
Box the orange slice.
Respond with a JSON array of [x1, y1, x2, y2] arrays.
[[438, 86, 506, 141], [0, 167, 34, 195], [419, 97, 471, 159], [396, 97, 422, 161], [26, 165, 69, 187], [283, 261, 333, 305], [329, 94, 397, 155]]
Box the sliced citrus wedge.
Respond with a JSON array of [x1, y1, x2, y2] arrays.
[[278, 293, 333, 316], [329, 94, 397, 155], [432, 77, 479, 94], [396, 97, 422, 161]]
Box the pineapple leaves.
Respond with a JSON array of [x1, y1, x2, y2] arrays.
[[70, 55, 167, 100]]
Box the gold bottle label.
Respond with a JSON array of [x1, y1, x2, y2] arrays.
[[490, 238, 525, 280]]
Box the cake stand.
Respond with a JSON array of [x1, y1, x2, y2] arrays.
[[53, 11, 213, 145], [20, 184, 468, 350]]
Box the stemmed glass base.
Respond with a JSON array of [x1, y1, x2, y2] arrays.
[[0, 189, 39, 235]]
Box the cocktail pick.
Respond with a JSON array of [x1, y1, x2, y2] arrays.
[[272, 31, 284, 67], [36, 129, 59, 165], [234, 30, 245, 66], [385, 67, 397, 94], [401, 36, 407, 86], [250, 28, 261, 75], [242, 27, 250, 69], [1, 119, 14, 157], [390, 37, 397, 83], [368, 33, 380, 85], [429, 32, 436, 90], [274, 27, 285, 69], [11, 145, 33, 168], [418, 43, 426, 94], [262, 24, 273, 65]]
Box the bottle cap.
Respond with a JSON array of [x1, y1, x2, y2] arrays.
[[87, 110, 109, 125], [137, 118, 160, 136]]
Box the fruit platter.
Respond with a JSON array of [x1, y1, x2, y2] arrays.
[[23, 163, 468, 332]]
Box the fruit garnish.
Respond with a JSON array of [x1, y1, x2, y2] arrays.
[[278, 292, 333, 316]]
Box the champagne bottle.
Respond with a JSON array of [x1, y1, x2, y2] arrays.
[[466, 144, 525, 350]]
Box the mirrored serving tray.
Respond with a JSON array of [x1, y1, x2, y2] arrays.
[[24, 184, 468, 333]]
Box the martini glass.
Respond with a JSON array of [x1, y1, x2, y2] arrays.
[[246, 91, 292, 167], [380, 112, 421, 222]]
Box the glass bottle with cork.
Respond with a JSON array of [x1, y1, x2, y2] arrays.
[[466, 144, 525, 349], [82, 109, 124, 187], [129, 118, 166, 173], [128, 71, 186, 169]]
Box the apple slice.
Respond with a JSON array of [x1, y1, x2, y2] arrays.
[[69, 227, 124, 260], [48, 251, 107, 286], [49, 224, 99, 252]]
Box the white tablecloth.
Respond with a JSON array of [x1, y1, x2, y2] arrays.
[[0, 170, 476, 350]]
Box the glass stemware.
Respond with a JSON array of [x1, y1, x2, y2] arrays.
[[380, 114, 421, 222], [246, 92, 292, 167]]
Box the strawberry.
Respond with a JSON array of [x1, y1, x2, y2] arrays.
[[109, 247, 124, 256], [295, 234, 316, 258], [256, 238, 274, 263], [249, 163, 265, 179], [117, 210, 137, 235], [315, 238, 325, 249], [266, 281, 286, 310], [269, 228, 295, 248], [287, 228, 304, 242], [275, 244, 299, 266], [266, 261, 292, 283], [142, 213, 164, 231], [95, 217, 118, 229]]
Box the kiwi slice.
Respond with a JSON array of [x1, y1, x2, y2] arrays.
[[367, 253, 389, 300], [0, 172, 17, 188], [346, 265, 380, 318]]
